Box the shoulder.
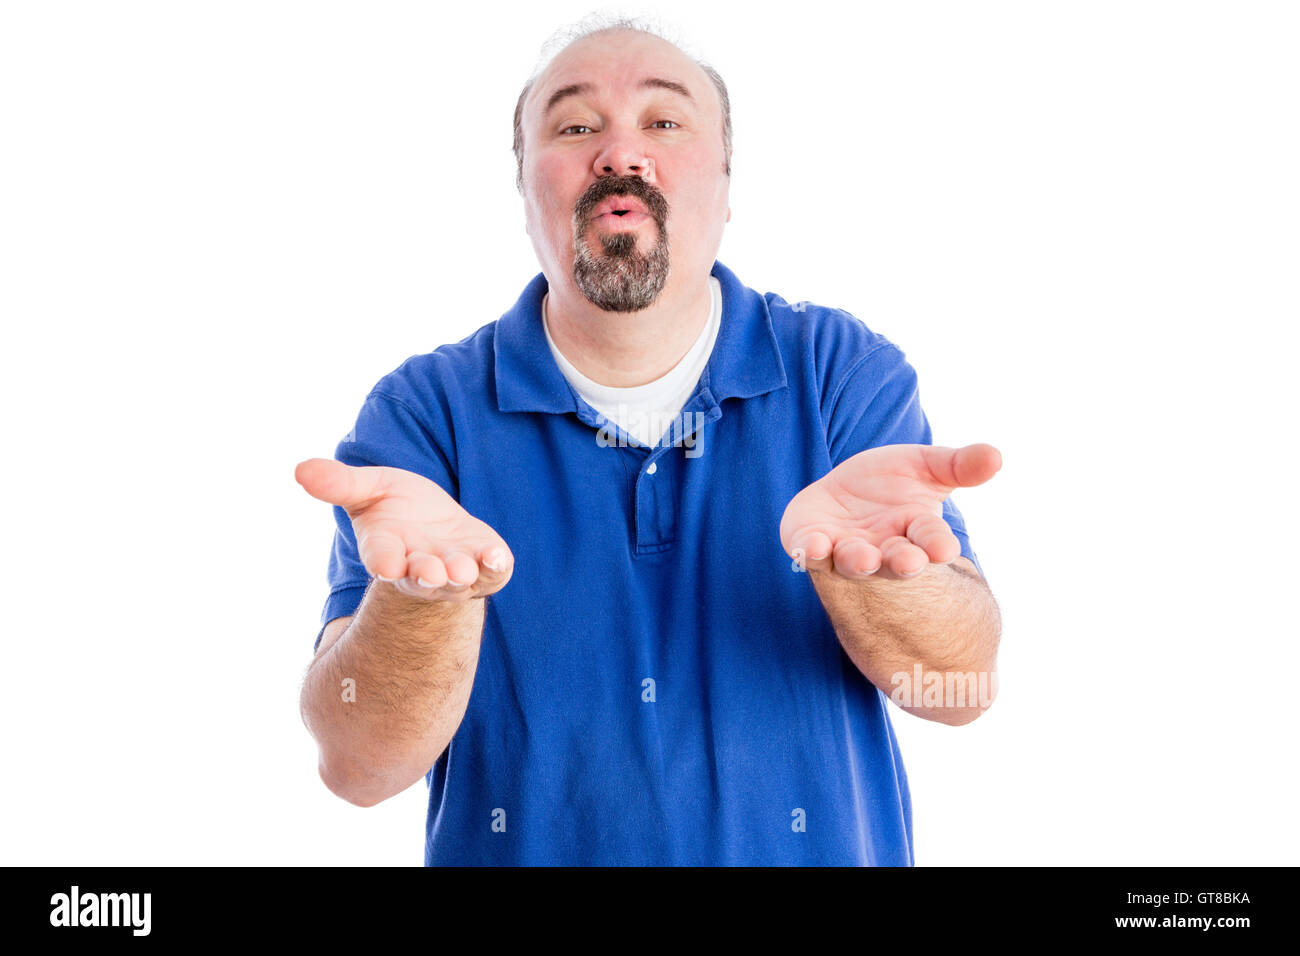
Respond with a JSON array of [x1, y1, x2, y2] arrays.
[[337, 321, 499, 485], [365, 319, 498, 412], [760, 290, 911, 396], [765, 291, 903, 360]]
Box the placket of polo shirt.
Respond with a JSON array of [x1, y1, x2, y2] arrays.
[[569, 377, 722, 553], [637, 380, 722, 554]]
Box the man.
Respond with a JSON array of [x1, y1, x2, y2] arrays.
[[296, 18, 1002, 866]]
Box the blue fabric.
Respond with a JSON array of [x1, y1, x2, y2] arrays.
[[315, 259, 983, 865]]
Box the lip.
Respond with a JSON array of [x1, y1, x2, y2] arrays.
[[592, 195, 651, 219], [592, 210, 651, 229]]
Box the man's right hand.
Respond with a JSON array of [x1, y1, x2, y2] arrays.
[[295, 458, 514, 602]]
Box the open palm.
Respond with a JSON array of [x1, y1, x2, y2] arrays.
[[780, 443, 1001, 581], [296, 458, 513, 601]]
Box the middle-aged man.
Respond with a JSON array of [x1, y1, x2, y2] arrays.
[[296, 17, 1003, 866]]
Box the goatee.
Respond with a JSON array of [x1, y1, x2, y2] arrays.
[[571, 175, 671, 313]]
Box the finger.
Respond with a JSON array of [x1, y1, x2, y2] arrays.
[[832, 537, 882, 579], [440, 551, 481, 589], [295, 458, 389, 511], [357, 528, 408, 581], [789, 530, 834, 571], [406, 551, 449, 591], [917, 443, 1003, 490], [391, 575, 465, 602], [878, 535, 931, 579], [905, 514, 962, 564], [480, 545, 511, 574]]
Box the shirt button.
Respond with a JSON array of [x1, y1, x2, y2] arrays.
[[647, 462, 658, 475]]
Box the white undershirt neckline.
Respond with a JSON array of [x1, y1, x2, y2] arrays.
[[542, 277, 722, 448]]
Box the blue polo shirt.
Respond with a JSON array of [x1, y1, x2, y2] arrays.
[[315, 259, 983, 866]]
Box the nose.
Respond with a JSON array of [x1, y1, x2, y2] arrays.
[[592, 130, 654, 181]]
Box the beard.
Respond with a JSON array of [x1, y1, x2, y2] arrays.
[[571, 175, 671, 313]]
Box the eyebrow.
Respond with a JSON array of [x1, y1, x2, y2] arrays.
[[542, 77, 695, 119]]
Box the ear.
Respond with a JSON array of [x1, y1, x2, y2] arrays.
[[726, 206, 732, 223]]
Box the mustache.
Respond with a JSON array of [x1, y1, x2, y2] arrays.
[[573, 174, 670, 226]]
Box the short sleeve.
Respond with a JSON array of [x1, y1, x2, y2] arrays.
[[825, 342, 986, 580], [313, 389, 460, 651]]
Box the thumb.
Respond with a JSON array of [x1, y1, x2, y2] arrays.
[[919, 443, 1003, 490], [295, 458, 388, 511]]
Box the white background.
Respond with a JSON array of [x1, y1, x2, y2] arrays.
[[2, 0, 1296, 865]]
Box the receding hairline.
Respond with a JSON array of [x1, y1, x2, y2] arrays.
[[523, 30, 717, 127]]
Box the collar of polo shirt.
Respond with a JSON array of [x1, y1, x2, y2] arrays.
[[493, 259, 787, 416]]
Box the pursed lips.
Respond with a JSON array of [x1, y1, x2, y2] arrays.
[[592, 196, 652, 220]]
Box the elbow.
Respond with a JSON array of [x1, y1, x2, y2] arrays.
[[338, 789, 388, 810], [932, 699, 994, 726], [300, 688, 407, 808], [313, 734, 446, 807], [317, 756, 400, 808], [933, 666, 999, 726], [916, 693, 996, 727], [938, 622, 1001, 726], [892, 659, 999, 726]]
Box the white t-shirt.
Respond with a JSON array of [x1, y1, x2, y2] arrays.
[[542, 277, 722, 448]]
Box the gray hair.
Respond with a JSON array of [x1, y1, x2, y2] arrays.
[[511, 13, 732, 194]]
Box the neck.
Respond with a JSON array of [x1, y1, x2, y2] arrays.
[[544, 270, 713, 387]]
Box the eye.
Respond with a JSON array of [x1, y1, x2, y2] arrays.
[[560, 125, 594, 135], [651, 120, 680, 130]]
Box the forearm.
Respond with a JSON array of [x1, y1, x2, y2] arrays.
[[810, 560, 1002, 725], [300, 580, 486, 806]]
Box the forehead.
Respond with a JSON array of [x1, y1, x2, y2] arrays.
[[526, 30, 712, 123]]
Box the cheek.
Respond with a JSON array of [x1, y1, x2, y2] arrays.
[[669, 152, 727, 210], [533, 162, 582, 230], [535, 152, 571, 187], [668, 183, 725, 234]]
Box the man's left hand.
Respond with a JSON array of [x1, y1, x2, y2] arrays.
[[780, 443, 1002, 581]]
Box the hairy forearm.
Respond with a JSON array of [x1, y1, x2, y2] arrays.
[[300, 580, 486, 806], [810, 560, 1002, 725]]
